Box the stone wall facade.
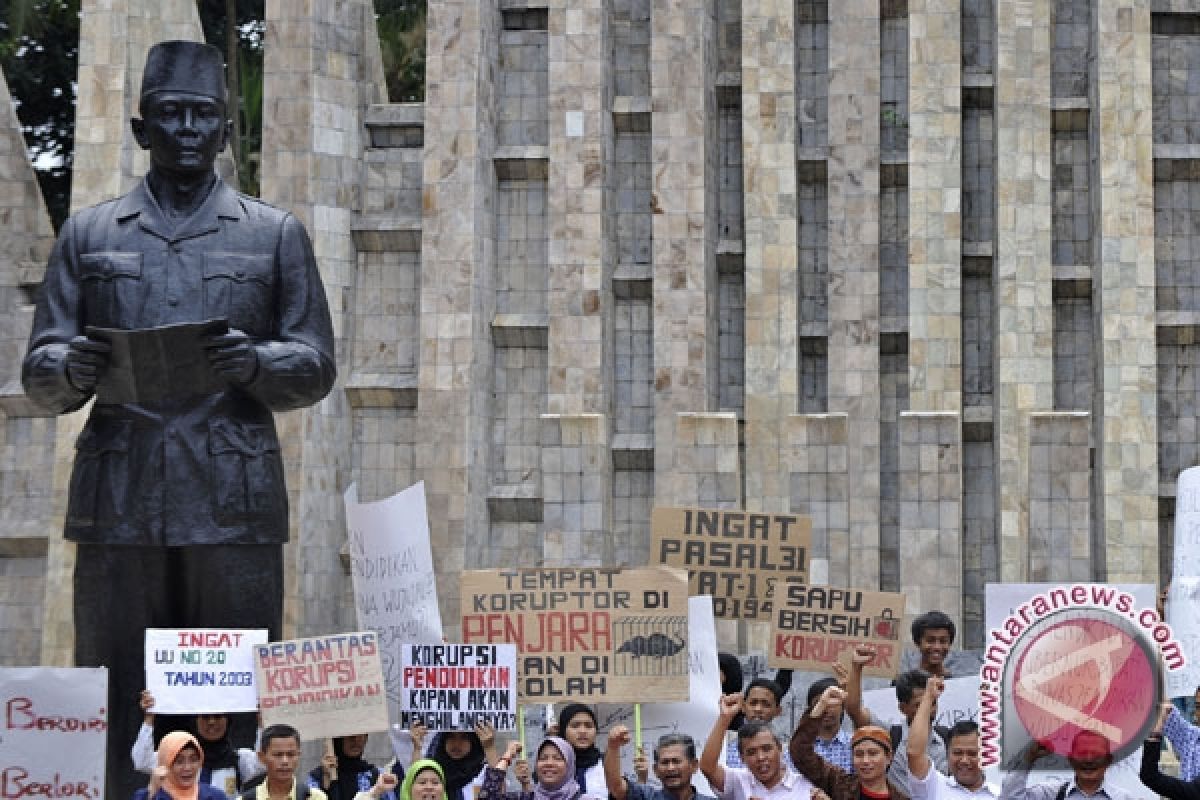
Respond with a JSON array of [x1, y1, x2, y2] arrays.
[[4, 0, 1200, 662]]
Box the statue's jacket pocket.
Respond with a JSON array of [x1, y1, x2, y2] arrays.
[[68, 418, 133, 527], [79, 252, 142, 326], [207, 418, 283, 522], [202, 253, 275, 334]]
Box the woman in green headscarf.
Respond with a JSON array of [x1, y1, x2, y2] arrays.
[[356, 758, 447, 800]]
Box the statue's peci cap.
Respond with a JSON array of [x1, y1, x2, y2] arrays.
[[140, 40, 226, 103]]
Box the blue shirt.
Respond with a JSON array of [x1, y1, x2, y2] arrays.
[[626, 782, 717, 800], [811, 729, 854, 774], [1164, 705, 1200, 781]]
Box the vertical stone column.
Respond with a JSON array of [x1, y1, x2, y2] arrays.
[[414, 1, 499, 630], [1029, 412, 1091, 581], [994, 0, 1053, 583], [0, 68, 56, 667], [541, 414, 609, 564], [261, 0, 381, 637], [742, 0, 797, 513], [651, 0, 718, 487], [905, 0, 961, 623], [899, 411, 962, 623], [42, 0, 214, 665], [1092, 0, 1158, 583], [785, 414, 849, 584], [907, 0, 961, 411], [828, 1, 881, 587], [546, 0, 611, 415]]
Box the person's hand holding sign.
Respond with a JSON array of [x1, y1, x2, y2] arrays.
[[370, 773, 399, 800]]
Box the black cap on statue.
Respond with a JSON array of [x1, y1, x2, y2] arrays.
[[140, 40, 226, 104]]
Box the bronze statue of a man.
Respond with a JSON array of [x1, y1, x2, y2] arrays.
[[22, 40, 335, 798]]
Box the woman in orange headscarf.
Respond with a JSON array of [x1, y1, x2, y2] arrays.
[[133, 731, 231, 800]]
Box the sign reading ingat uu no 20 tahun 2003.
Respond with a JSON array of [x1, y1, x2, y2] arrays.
[[460, 566, 690, 703], [650, 506, 811, 621]]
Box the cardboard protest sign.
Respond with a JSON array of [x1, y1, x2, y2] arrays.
[[345, 482, 443, 723], [1, 667, 108, 800], [651, 506, 811, 620], [595, 595, 722, 793], [461, 566, 690, 702], [400, 644, 517, 730], [255, 631, 389, 739], [144, 628, 268, 713], [769, 580, 906, 677]]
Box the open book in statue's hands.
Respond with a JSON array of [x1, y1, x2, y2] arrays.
[[85, 319, 230, 404]]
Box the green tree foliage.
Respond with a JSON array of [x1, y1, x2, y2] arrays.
[[0, 0, 425, 227], [0, 0, 80, 229], [376, 0, 425, 102]]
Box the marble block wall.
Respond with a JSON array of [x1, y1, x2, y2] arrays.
[[785, 413, 849, 585], [898, 411, 963, 625], [1028, 412, 1092, 582]]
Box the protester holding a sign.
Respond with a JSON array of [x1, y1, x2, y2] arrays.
[[903, 677, 997, 799], [700, 694, 817, 800], [1000, 735, 1135, 800], [134, 731, 231, 800], [308, 735, 384, 800], [606, 725, 715, 800], [134, 690, 266, 796], [1142, 702, 1200, 800], [427, 723, 499, 800], [557, 704, 607, 796], [481, 738, 586, 800], [790, 687, 903, 800]]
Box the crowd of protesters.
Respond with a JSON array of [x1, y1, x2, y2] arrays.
[[130, 609, 1200, 800]]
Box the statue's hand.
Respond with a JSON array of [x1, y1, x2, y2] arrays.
[[205, 328, 259, 385], [66, 335, 111, 392]]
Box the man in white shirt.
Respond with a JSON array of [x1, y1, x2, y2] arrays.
[[700, 693, 823, 800], [1000, 731, 1140, 800], [905, 677, 998, 799]]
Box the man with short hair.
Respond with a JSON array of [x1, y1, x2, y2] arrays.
[[722, 678, 794, 769], [906, 676, 997, 798], [844, 644, 947, 794], [1000, 730, 1136, 800], [244, 725, 327, 800], [911, 611, 956, 679], [804, 677, 854, 774], [606, 725, 716, 800], [700, 694, 817, 800]]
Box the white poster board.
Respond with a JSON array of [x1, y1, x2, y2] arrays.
[[400, 643, 518, 731], [1169, 466, 1200, 697], [345, 481, 444, 722], [984, 583, 1158, 798], [862, 675, 981, 731], [1, 667, 108, 799], [145, 628, 268, 713]]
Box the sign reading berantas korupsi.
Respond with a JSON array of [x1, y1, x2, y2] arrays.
[[400, 644, 517, 731], [254, 631, 389, 740], [460, 566, 689, 703], [650, 507, 810, 620], [769, 579, 906, 678]]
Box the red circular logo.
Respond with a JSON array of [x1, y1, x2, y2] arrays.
[[1010, 611, 1159, 760]]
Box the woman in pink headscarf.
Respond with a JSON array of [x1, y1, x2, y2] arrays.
[[132, 731, 230, 800]]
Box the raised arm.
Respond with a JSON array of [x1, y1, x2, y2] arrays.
[[479, 742, 525, 800], [700, 693, 742, 793], [790, 687, 856, 797], [605, 725, 633, 800], [843, 645, 874, 729], [907, 676, 943, 780]]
